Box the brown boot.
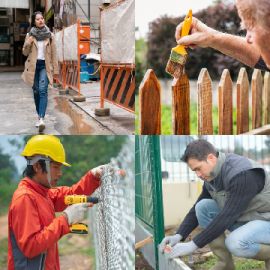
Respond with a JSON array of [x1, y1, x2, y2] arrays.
[[208, 233, 235, 270], [252, 244, 270, 270]]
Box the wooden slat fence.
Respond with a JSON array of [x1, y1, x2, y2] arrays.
[[138, 68, 270, 135]]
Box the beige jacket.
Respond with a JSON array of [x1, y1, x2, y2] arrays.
[[21, 33, 59, 86]]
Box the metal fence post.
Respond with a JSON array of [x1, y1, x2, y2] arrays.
[[150, 136, 165, 269]]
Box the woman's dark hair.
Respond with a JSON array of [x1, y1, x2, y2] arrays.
[[31, 11, 43, 27], [23, 159, 47, 178], [181, 139, 218, 163]]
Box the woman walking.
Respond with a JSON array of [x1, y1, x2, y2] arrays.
[[22, 11, 58, 133]]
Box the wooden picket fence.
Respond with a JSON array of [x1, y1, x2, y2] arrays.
[[138, 68, 270, 135]]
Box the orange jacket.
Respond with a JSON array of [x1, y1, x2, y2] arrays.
[[8, 171, 100, 270]]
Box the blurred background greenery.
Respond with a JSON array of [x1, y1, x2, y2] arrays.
[[136, 1, 253, 86], [0, 135, 126, 215]]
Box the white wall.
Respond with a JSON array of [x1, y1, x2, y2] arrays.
[[162, 182, 202, 227]]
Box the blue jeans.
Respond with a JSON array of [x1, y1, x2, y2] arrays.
[[32, 60, 49, 118], [195, 199, 270, 258]]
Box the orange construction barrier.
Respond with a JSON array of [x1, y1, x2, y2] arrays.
[[100, 63, 135, 113], [54, 20, 90, 97]]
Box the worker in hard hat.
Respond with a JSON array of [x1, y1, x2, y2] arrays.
[[7, 135, 113, 270]]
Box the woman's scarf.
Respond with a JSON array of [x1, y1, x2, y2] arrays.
[[29, 25, 51, 41]]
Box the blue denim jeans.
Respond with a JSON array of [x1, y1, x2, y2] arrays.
[[32, 60, 49, 118], [195, 199, 270, 258]]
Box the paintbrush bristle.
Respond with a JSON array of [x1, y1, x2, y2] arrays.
[[165, 60, 183, 79], [170, 50, 187, 65], [165, 49, 188, 78]]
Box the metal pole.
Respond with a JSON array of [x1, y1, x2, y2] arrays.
[[88, 0, 90, 22], [77, 19, 81, 94], [100, 65, 104, 108], [150, 136, 165, 270]]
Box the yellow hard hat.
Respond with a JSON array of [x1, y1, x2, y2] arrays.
[[21, 135, 71, 166]]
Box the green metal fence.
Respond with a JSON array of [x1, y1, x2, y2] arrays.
[[135, 135, 165, 269]]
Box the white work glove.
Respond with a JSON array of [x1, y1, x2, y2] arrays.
[[91, 164, 114, 179], [159, 234, 182, 253], [168, 241, 198, 259], [63, 203, 90, 225]]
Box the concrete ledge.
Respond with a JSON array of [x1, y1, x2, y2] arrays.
[[159, 251, 192, 270], [135, 218, 155, 268], [136, 218, 192, 270]]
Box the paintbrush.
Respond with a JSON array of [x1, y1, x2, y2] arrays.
[[166, 9, 192, 79]]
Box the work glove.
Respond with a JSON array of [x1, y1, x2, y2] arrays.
[[168, 241, 198, 259], [91, 164, 114, 179], [159, 234, 182, 253], [63, 203, 90, 225]]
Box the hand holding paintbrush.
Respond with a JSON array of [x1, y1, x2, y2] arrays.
[[165, 10, 192, 79]]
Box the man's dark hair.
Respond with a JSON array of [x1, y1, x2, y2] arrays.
[[23, 159, 47, 178], [31, 11, 43, 27], [181, 139, 218, 163]]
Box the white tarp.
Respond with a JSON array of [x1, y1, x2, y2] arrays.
[[63, 24, 78, 61], [101, 0, 135, 64], [55, 31, 63, 62], [0, 0, 28, 8]]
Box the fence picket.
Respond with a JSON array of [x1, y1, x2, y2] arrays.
[[197, 68, 213, 134], [138, 68, 270, 135], [139, 69, 161, 135], [172, 74, 190, 134], [252, 69, 263, 129], [236, 68, 249, 134], [218, 69, 233, 134], [264, 72, 270, 125]]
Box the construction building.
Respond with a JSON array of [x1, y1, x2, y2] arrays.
[[0, 0, 114, 67]]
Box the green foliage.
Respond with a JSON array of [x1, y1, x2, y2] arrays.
[[0, 146, 19, 214], [0, 148, 18, 184], [0, 182, 18, 215], [146, 15, 179, 79], [136, 38, 147, 94], [0, 238, 8, 269], [146, 3, 254, 80], [57, 136, 126, 186], [135, 97, 232, 135], [193, 255, 264, 269]]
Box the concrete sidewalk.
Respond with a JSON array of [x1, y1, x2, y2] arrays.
[[0, 72, 134, 135], [72, 81, 135, 135]]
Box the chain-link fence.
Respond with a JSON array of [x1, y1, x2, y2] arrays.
[[89, 137, 135, 270]]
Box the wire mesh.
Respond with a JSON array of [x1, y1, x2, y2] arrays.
[[135, 136, 165, 269], [135, 136, 154, 229], [89, 138, 135, 270]]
